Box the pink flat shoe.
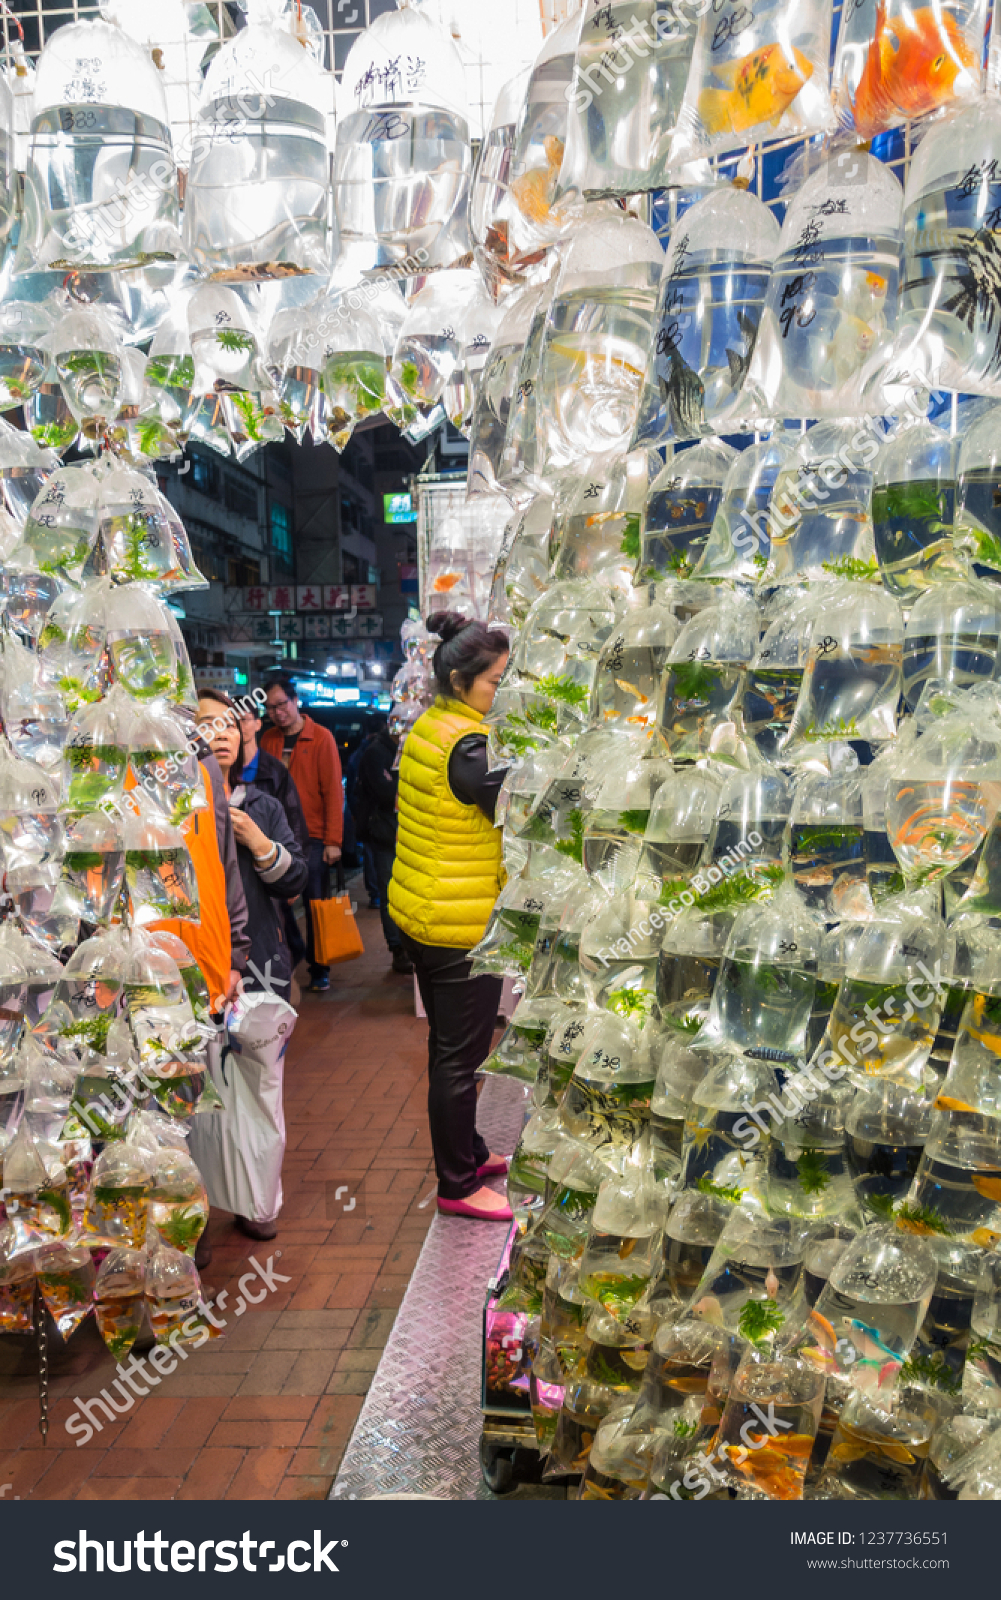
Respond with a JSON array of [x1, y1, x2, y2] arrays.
[[438, 1194, 513, 1221], [477, 1156, 510, 1177]]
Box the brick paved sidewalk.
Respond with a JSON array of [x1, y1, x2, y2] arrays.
[[0, 905, 438, 1501]]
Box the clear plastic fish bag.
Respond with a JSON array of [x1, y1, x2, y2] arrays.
[[582, 745, 672, 895], [692, 434, 793, 581], [587, 593, 679, 734], [560, 1013, 658, 1150], [657, 587, 759, 761], [668, 0, 835, 166], [680, 1048, 776, 1197], [900, 101, 1001, 398], [827, 885, 950, 1089], [634, 186, 779, 444], [955, 401, 1001, 580], [883, 708, 1001, 888], [481, 996, 562, 1084], [746, 152, 902, 420], [561, 1, 697, 199], [536, 209, 664, 473], [789, 761, 869, 920], [873, 417, 960, 599], [123, 796, 199, 924], [834, 0, 984, 140], [784, 579, 903, 754], [490, 12, 579, 272], [182, 0, 332, 277], [639, 439, 737, 581], [694, 883, 823, 1062], [333, 5, 471, 271], [467, 284, 547, 500], [551, 448, 660, 597], [577, 1164, 667, 1326], [764, 419, 881, 585], [16, 17, 181, 272]]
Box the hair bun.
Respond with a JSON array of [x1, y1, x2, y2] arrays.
[[426, 609, 472, 643]]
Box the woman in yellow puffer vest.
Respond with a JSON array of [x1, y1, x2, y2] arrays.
[[388, 610, 513, 1222]]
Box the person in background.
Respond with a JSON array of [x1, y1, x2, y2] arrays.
[[155, 704, 250, 1012], [354, 715, 412, 974], [261, 674, 343, 993], [235, 696, 310, 856], [234, 695, 311, 972], [344, 728, 380, 909], [196, 693, 307, 1240], [388, 612, 512, 1222]]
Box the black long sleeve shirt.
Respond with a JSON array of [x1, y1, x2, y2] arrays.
[[447, 733, 507, 823]]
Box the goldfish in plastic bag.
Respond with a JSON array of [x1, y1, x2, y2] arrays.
[[698, 43, 814, 136], [852, 0, 977, 137], [509, 136, 565, 226]]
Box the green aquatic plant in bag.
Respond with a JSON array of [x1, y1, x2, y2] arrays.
[[123, 795, 199, 924]]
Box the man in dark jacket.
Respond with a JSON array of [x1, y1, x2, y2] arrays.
[[354, 718, 412, 974]]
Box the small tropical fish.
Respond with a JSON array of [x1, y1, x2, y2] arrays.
[[765, 1266, 780, 1298], [972, 1226, 1001, 1250], [724, 309, 760, 391], [660, 347, 706, 436], [432, 572, 462, 592], [666, 1374, 711, 1394], [614, 679, 649, 704], [843, 1316, 902, 1389], [618, 1236, 639, 1260], [509, 135, 565, 226], [972, 1173, 1001, 1202], [698, 43, 814, 136], [826, 313, 877, 383], [806, 1308, 838, 1356], [935, 1094, 978, 1113], [687, 1123, 715, 1154], [692, 1293, 726, 1326], [851, 0, 976, 139]]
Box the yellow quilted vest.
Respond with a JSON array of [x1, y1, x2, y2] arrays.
[[388, 695, 503, 949]]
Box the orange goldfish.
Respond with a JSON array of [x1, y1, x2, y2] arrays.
[[934, 1094, 978, 1112], [509, 135, 565, 225], [851, 0, 976, 139], [972, 1227, 1001, 1250], [699, 43, 814, 136], [972, 1173, 1001, 1202]]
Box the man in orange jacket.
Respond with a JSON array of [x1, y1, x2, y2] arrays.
[[261, 674, 343, 992]]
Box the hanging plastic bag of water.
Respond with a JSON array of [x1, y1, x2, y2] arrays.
[[634, 183, 779, 445], [691, 432, 793, 584], [467, 283, 549, 499], [15, 17, 182, 272], [832, 0, 984, 140], [668, 0, 835, 167], [872, 415, 960, 599], [536, 208, 664, 474], [900, 100, 1001, 397], [745, 152, 902, 420], [334, 4, 471, 273], [560, 1, 697, 199], [182, 0, 333, 279], [763, 420, 881, 586], [639, 439, 736, 582]]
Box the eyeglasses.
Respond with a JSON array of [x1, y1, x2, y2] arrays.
[[266, 697, 293, 711]]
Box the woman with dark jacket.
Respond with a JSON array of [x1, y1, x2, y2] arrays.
[[194, 692, 307, 1243], [198, 691, 308, 994]]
